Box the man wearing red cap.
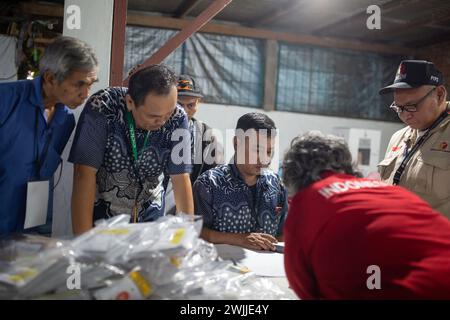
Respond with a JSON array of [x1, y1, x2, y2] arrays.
[[378, 60, 450, 218]]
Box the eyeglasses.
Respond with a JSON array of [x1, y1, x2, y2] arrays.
[[389, 87, 436, 113]]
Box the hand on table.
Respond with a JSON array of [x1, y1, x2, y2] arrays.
[[239, 233, 277, 251]]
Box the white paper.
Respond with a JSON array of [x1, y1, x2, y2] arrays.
[[25, 180, 49, 229], [215, 243, 286, 277]]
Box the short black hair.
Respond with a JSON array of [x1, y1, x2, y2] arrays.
[[236, 112, 276, 132], [128, 64, 177, 106]]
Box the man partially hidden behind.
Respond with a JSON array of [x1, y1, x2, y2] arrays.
[[193, 113, 287, 251], [176, 74, 222, 184], [69, 65, 194, 235], [163, 75, 223, 216], [378, 60, 450, 218], [0, 36, 98, 235], [283, 132, 450, 299]]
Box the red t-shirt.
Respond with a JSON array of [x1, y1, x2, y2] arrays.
[[284, 172, 450, 299]]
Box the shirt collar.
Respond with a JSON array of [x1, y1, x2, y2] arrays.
[[228, 158, 265, 187], [29, 76, 70, 125], [29, 76, 45, 110], [418, 106, 450, 134], [438, 102, 450, 129], [320, 170, 337, 179], [52, 103, 71, 126], [229, 161, 243, 181]]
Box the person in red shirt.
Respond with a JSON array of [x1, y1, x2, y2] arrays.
[[282, 132, 450, 299]]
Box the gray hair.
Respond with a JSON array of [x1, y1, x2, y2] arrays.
[[39, 36, 98, 83], [282, 132, 362, 196]]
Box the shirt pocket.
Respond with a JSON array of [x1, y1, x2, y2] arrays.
[[268, 209, 283, 226], [260, 201, 283, 235], [420, 153, 450, 200], [377, 156, 398, 182]]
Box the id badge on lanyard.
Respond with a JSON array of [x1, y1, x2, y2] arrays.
[[25, 180, 49, 229], [25, 108, 51, 229], [126, 110, 150, 223]]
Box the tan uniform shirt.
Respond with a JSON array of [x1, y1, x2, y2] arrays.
[[378, 105, 450, 218]]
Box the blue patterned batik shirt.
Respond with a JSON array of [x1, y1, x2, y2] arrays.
[[193, 163, 288, 236], [69, 87, 192, 222]]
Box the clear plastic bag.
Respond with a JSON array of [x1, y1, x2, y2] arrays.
[[0, 244, 74, 299], [0, 214, 291, 300], [71, 214, 202, 265]]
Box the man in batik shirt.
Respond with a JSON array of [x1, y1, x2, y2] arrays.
[[194, 112, 287, 251]]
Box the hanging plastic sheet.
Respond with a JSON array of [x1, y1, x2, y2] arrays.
[[277, 43, 405, 122], [124, 26, 183, 77], [124, 26, 264, 108]]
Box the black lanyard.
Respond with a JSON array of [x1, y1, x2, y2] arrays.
[[393, 109, 449, 185], [125, 110, 150, 222], [34, 108, 53, 180]]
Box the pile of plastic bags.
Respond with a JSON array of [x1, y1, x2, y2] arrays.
[[0, 215, 289, 300]]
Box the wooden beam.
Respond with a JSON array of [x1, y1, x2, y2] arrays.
[[173, 0, 203, 19], [110, 0, 128, 87], [33, 37, 55, 45], [250, 0, 305, 26], [409, 32, 450, 49], [20, 2, 412, 56], [263, 40, 278, 112], [383, 16, 450, 32], [127, 14, 412, 55], [311, 0, 420, 35], [377, 9, 450, 39], [123, 0, 233, 85], [20, 2, 64, 17]]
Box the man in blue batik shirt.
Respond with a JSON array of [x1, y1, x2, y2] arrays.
[[193, 112, 288, 251], [69, 65, 194, 235], [0, 36, 98, 235]]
